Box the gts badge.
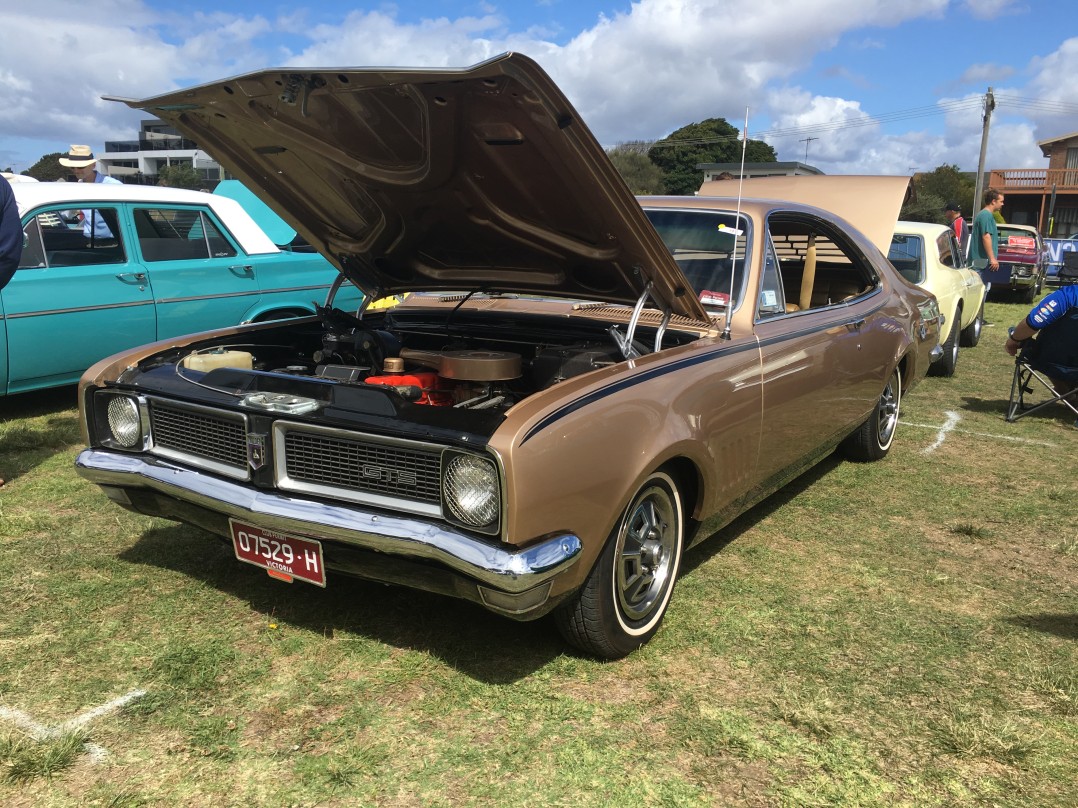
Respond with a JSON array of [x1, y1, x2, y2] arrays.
[[361, 465, 417, 487]]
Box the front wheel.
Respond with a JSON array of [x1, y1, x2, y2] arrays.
[[841, 367, 901, 462], [555, 471, 684, 659]]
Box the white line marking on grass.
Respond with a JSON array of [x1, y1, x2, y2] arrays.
[[901, 419, 1057, 448], [920, 410, 961, 454], [0, 689, 145, 763], [54, 689, 146, 736], [0, 706, 43, 735]]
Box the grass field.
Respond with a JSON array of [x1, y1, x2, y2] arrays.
[[0, 297, 1075, 807]]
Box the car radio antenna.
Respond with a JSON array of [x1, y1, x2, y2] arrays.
[[721, 107, 749, 342]]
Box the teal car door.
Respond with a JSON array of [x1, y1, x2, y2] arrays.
[[131, 205, 260, 338], [2, 205, 156, 394]]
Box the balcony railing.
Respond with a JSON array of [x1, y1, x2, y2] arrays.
[[989, 168, 1078, 193], [104, 138, 201, 153]]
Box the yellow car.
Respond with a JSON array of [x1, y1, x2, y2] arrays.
[[890, 221, 987, 376]]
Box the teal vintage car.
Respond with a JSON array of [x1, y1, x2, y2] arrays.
[[5, 182, 361, 395]]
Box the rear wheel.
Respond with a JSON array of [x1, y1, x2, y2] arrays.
[[841, 367, 901, 462], [555, 471, 684, 659], [959, 300, 983, 347], [930, 309, 960, 377]]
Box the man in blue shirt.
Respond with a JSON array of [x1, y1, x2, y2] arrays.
[[1006, 284, 1078, 408], [0, 176, 22, 288], [58, 145, 121, 240], [1005, 284, 1078, 355]]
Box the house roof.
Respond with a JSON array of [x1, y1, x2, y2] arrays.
[[1037, 131, 1078, 157]]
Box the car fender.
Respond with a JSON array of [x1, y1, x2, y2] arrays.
[[489, 338, 763, 595]]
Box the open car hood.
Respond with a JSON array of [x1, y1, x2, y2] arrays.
[[117, 54, 709, 321], [699, 175, 911, 256]]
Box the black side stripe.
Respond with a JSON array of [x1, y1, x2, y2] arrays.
[[520, 341, 757, 445], [520, 300, 890, 445]]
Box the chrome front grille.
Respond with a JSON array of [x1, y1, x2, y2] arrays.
[[142, 399, 447, 516], [281, 428, 442, 505], [149, 400, 247, 476]]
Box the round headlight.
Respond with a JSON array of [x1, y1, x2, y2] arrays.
[[443, 454, 499, 528], [106, 396, 142, 448]]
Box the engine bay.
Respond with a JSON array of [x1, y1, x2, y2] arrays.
[[138, 302, 700, 416]]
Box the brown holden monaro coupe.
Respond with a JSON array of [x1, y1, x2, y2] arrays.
[[76, 54, 941, 658]]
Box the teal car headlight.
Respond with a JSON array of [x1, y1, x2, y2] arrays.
[[443, 453, 500, 531]]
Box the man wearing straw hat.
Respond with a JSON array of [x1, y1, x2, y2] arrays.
[[58, 145, 121, 240]]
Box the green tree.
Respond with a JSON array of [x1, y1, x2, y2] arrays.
[[900, 164, 976, 224], [157, 164, 203, 190], [607, 145, 666, 194], [647, 118, 776, 196], [26, 152, 69, 182]]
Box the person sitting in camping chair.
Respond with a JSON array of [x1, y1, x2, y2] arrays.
[[1005, 284, 1078, 423]]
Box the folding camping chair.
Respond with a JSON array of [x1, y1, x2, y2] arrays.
[[1005, 307, 1078, 423], [1059, 251, 1078, 287]]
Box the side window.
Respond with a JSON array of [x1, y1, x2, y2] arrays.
[[769, 214, 880, 312], [756, 236, 786, 318], [936, 230, 961, 269], [887, 234, 925, 283], [134, 208, 238, 262], [28, 207, 126, 268]]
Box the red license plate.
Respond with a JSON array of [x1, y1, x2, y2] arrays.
[[230, 519, 326, 587]]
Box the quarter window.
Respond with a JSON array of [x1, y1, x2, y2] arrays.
[[756, 236, 786, 318]]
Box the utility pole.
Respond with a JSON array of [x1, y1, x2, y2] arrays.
[[798, 136, 818, 163], [973, 87, 995, 214]]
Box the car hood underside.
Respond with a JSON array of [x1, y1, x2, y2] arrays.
[[115, 53, 709, 321]]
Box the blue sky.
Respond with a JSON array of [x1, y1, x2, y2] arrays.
[[3, 0, 1077, 177]]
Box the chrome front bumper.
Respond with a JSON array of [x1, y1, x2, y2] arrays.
[[75, 449, 583, 612]]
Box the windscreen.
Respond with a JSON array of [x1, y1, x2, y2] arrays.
[[644, 208, 750, 313]]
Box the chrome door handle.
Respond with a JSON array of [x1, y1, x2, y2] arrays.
[[116, 272, 146, 283], [229, 264, 254, 276], [846, 318, 866, 331]]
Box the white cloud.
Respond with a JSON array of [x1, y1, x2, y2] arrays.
[[959, 0, 1024, 21], [0, 0, 1071, 178], [958, 62, 1016, 86]]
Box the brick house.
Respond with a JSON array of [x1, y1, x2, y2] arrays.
[[988, 131, 1078, 237]]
